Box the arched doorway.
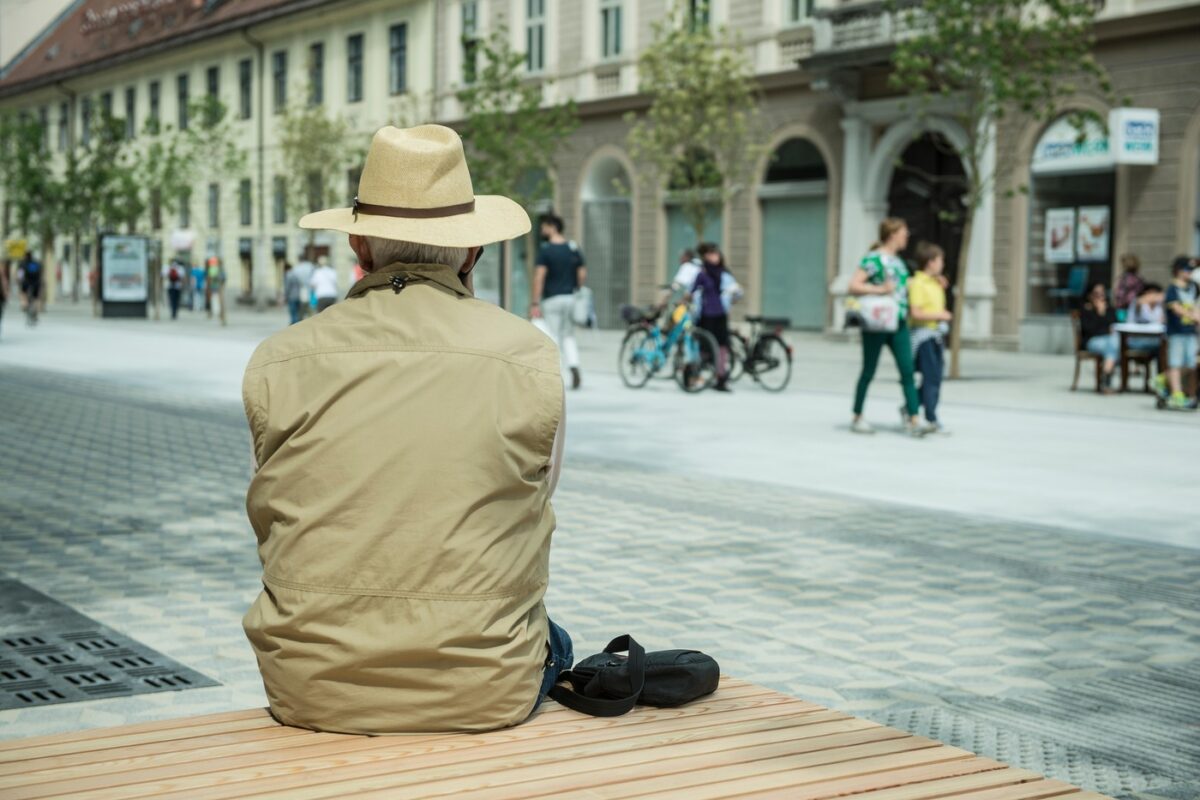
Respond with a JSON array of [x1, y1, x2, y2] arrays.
[[759, 137, 829, 329], [886, 132, 967, 288], [580, 154, 633, 328]]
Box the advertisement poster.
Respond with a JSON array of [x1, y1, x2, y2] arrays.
[[101, 236, 149, 302], [1044, 208, 1076, 264], [1076, 206, 1111, 263]]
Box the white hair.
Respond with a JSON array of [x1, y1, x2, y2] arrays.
[[365, 237, 470, 271]]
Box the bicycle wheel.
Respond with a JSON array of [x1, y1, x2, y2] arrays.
[[618, 327, 658, 388], [674, 326, 720, 393], [727, 332, 748, 383], [748, 334, 792, 392]]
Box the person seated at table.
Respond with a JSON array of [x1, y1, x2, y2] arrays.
[[1080, 282, 1119, 392], [1126, 283, 1166, 352]]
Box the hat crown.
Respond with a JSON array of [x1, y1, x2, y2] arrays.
[[357, 125, 475, 210]]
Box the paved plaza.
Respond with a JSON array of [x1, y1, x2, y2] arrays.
[[0, 305, 1198, 799]]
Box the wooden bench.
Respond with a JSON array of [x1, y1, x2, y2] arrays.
[[0, 677, 1112, 800]]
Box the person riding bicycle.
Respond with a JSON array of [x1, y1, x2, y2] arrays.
[[19, 252, 43, 324]]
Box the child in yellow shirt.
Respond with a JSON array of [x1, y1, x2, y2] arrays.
[[908, 243, 953, 434]]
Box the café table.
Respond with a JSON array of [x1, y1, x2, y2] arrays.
[[1112, 321, 1166, 393]]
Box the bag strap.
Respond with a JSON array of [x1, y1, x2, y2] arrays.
[[548, 635, 646, 717]]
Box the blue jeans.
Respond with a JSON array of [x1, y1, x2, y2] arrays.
[[914, 338, 944, 423], [1086, 333, 1119, 362], [531, 617, 573, 714], [288, 299, 302, 325]]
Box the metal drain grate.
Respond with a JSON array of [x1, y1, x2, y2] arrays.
[[0, 629, 216, 710]]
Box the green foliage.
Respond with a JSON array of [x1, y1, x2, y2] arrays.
[[183, 96, 247, 190], [455, 28, 579, 214], [626, 0, 762, 245], [0, 112, 58, 241], [887, 0, 1111, 212], [278, 99, 364, 235]]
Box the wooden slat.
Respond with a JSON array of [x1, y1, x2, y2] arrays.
[[0, 708, 269, 753], [0, 677, 1113, 800], [19, 689, 817, 800], [1, 698, 827, 796], [730, 767, 1048, 800], [278, 732, 947, 800]]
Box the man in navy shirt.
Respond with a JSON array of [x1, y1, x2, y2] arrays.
[[531, 214, 587, 389]]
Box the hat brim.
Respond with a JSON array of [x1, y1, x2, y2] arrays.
[[298, 195, 531, 248]]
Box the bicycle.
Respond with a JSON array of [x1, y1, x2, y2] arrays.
[[727, 316, 793, 392], [618, 303, 720, 392]]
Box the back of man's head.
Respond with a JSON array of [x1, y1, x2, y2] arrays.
[[364, 236, 469, 271], [539, 214, 564, 234]]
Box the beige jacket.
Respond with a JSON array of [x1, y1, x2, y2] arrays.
[[241, 262, 563, 734]]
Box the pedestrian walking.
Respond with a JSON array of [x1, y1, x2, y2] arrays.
[[163, 259, 185, 319], [691, 243, 738, 393], [908, 242, 953, 433], [0, 259, 9, 339], [849, 218, 922, 436], [190, 260, 206, 311], [531, 213, 587, 390], [283, 261, 304, 324], [206, 257, 227, 326], [310, 256, 339, 312], [19, 252, 43, 327], [293, 249, 316, 321]]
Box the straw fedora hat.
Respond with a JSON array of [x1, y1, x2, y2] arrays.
[[299, 125, 530, 248]]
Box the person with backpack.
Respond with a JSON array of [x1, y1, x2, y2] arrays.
[[848, 218, 923, 437], [531, 213, 587, 390], [163, 259, 185, 319], [19, 252, 44, 326]]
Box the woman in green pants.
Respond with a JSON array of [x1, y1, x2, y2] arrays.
[[849, 218, 923, 436]]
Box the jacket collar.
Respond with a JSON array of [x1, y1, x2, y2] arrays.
[[346, 262, 472, 300]]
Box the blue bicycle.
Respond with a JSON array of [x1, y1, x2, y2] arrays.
[[618, 304, 719, 392]]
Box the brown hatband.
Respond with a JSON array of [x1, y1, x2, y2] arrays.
[[352, 197, 476, 220]]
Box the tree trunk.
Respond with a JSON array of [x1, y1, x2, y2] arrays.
[[71, 230, 81, 303], [948, 212, 974, 379]]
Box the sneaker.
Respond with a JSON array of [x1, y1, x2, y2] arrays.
[[1167, 392, 1196, 411], [920, 422, 944, 436], [1153, 374, 1169, 399], [905, 421, 928, 438], [570, 367, 582, 391], [851, 418, 875, 435]]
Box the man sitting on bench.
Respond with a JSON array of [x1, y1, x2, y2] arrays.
[[240, 125, 573, 734]]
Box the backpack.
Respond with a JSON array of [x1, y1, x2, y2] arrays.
[[168, 266, 181, 283], [548, 635, 719, 717]]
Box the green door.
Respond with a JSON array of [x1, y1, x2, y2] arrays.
[[666, 204, 722, 281], [761, 195, 827, 329]]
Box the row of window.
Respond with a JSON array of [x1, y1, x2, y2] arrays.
[[27, 23, 407, 152]]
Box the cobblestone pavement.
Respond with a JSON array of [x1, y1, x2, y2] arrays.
[[1, 365, 1198, 800]]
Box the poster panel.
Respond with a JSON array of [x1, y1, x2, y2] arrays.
[[1076, 206, 1110, 263], [1044, 208, 1076, 264], [101, 236, 149, 302]]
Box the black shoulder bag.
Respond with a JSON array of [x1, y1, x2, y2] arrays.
[[547, 635, 720, 717]]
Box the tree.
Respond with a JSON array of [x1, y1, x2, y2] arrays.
[[0, 112, 62, 272], [887, 0, 1115, 378], [626, 0, 762, 246], [455, 28, 579, 300], [278, 99, 363, 253]]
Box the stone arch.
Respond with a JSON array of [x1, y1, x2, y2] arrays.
[[864, 116, 972, 210], [576, 145, 637, 327]]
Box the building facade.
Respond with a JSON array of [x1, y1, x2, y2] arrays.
[[2, 0, 1199, 351]]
